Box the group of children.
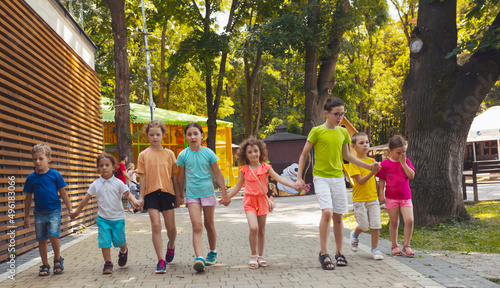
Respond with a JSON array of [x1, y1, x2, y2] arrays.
[[23, 97, 416, 277]]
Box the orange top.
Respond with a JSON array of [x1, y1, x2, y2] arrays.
[[241, 163, 271, 197], [136, 147, 178, 196]]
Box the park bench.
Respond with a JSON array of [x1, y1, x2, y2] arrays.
[[462, 160, 500, 201]]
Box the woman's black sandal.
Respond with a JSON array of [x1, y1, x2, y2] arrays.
[[318, 253, 335, 270], [335, 252, 348, 267]]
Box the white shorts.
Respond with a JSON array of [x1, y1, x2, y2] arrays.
[[313, 176, 348, 214], [353, 199, 382, 231]]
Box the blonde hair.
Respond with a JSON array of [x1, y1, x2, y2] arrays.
[[142, 120, 166, 135], [127, 163, 135, 170], [31, 143, 51, 157]]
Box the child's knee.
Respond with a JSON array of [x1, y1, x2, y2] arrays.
[[192, 222, 203, 234], [321, 209, 333, 219]]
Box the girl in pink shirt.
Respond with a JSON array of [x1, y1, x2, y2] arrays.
[[227, 137, 300, 268], [376, 135, 416, 257]]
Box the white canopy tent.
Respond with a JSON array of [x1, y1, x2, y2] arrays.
[[466, 106, 500, 161]]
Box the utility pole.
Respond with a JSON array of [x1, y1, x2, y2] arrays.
[[141, 0, 155, 120]]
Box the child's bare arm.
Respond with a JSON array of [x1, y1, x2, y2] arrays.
[[124, 191, 140, 209], [377, 179, 386, 205], [178, 167, 185, 199], [351, 171, 376, 185], [227, 172, 244, 199], [400, 153, 415, 179], [297, 141, 314, 187], [268, 168, 301, 190], [210, 162, 229, 203], [59, 187, 73, 214], [70, 194, 92, 219], [24, 193, 33, 228]]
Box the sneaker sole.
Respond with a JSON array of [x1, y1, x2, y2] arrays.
[[155, 270, 166, 274], [193, 261, 205, 272], [205, 261, 216, 266], [103, 271, 113, 274]]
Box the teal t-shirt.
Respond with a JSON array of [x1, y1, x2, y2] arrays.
[[176, 146, 218, 198], [307, 125, 351, 178]]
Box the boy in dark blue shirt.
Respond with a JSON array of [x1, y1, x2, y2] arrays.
[[23, 144, 72, 276]]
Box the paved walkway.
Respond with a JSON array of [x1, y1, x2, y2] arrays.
[[1, 195, 499, 288]]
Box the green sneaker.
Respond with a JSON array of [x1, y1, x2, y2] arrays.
[[206, 251, 217, 266], [193, 257, 205, 272]]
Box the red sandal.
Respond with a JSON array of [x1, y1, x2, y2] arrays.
[[402, 245, 415, 257], [391, 245, 403, 256]]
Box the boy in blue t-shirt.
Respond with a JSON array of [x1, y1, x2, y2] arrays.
[[23, 144, 73, 276]]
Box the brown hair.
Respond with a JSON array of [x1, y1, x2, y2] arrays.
[[236, 136, 268, 166], [388, 135, 406, 150], [184, 122, 204, 135], [324, 97, 344, 111], [142, 120, 166, 135], [351, 132, 368, 145], [31, 143, 51, 157], [96, 153, 116, 168]]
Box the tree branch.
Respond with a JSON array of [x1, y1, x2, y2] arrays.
[[191, 0, 204, 23]]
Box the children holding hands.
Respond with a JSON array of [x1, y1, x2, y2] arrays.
[[226, 137, 301, 268], [296, 97, 380, 270], [24, 144, 73, 276], [348, 133, 384, 260], [70, 153, 140, 274], [176, 122, 229, 272]]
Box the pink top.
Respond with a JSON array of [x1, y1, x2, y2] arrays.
[[240, 163, 271, 197], [376, 158, 415, 200]]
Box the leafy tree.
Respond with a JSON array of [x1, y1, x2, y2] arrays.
[[403, 0, 500, 225]]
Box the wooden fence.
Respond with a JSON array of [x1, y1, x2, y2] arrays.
[[0, 0, 102, 262]]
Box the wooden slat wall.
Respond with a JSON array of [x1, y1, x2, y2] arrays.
[[0, 0, 102, 262]]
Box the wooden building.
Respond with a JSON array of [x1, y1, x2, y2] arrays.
[[101, 99, 238, 186], [0, 0, 101, 262]]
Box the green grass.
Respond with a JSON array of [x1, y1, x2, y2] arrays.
[[343, 201, 500, 253]]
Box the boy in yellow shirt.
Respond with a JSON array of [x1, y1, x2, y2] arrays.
[[348, 132, 384, 260]]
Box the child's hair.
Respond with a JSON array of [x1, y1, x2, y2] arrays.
[[324, 97, 344, 111], [236, 136, 268, 166], [184, 122, 204, 135], [31, 143, 51, 157], [96, 153, 116, 168], [142, 120, 166, 135], [351, 132, 368, 145], [388, 135, 406, 150], [120, 155, 128, 161], [127, 163, 135, 170]]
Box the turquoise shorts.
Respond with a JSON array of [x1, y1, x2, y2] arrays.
[[96, 216, 126, 249]]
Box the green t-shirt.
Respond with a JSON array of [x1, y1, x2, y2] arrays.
[[307, 125, 351, 178]]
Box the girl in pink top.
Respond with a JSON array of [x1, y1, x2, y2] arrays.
[[227, 137, 300, 269], [376, 135, 416, 257]]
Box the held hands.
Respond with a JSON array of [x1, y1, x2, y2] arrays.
[[69, 210, 79, 220], [295, 179, 305, 190], [378, 196, 386, 205], [24, 218, 30, 229], [219, 195, 231, 206], [370, 162, 381, 173], [175, 196, 185, 208]]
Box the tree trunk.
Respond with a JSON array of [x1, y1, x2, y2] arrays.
[[302, 0, 350, 135], [254, 74, 263, 133], [106, 0, 133, 163], [244, 47, 262, 138], [159, 24, 167, 105], [403, 0, 500, 226]]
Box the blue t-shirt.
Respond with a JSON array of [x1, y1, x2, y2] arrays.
[[23, 169, 67, 211], [176, 146, 218, 199]]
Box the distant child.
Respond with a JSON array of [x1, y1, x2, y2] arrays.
[[117, 155, 135, 186], [348, 132, 384, 260], [177, 122, 229, 272], [70, 154, 140, 274], [227, 137, 300, 269], [23, 143, 73, 276], [376, 135, 416, 257], [126, 163, 138, 212], [136, 120, 180, 274], [296, 97, 380, 270]]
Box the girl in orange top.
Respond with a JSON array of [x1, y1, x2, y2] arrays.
[[136, 120, 180, 274], [227, 136, 300, 269]]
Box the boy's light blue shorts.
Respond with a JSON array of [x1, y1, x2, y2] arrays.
[[96, 216, 126, 249], [34, 209, 61, 241]]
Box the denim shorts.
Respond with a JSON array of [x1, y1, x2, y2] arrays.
[[34, 209, 61, 241], [96, 216, 126, 249]]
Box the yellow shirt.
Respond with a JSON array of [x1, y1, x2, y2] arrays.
[[349, 157, 378, 202], [136, 147, 178, 196]]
